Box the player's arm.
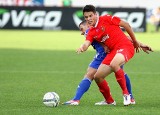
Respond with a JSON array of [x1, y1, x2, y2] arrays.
[[76, 40, 91, 54], [119, 20, 141, 53], [99, 42, 110, 53]]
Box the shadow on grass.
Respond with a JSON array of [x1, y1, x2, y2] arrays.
[[0, 48, 95, 72], [0, 48, 159, 73]]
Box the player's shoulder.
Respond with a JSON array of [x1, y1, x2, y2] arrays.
[[88, 26, 94, 31], [87, 27, 95, 37], [100, 14, 120, 23], [100, 14, 112, 19]]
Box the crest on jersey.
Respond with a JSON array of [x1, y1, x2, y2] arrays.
[[96, 29, 99, 32]]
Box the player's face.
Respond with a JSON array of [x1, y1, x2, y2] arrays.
[[83, 12, 97, 27], [79, 24, 88, 35]]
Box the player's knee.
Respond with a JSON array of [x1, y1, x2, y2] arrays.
[[110, 63, 118, 71], [94, 77, 100, 83], [94, 74, 103, 83], [85, 73, 95, 80], [85, 75, 94, 81]]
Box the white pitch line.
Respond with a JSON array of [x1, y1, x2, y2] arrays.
[[0, 70, 160, 75]]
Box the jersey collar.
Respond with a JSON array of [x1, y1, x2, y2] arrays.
[[94, 16, 99, 27]]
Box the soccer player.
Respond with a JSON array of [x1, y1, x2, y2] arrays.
[[76, 5, 146, 106], [63, 20, 152, 106]]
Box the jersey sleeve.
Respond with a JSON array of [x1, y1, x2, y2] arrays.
[[86, 30, 94, 43], [103, 15, 121, 25]]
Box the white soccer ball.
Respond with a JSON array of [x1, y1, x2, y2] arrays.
[[43, 92, 60, 107]]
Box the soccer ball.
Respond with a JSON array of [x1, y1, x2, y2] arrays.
[[43, 92, 60, 107]]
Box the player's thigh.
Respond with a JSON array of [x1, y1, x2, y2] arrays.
[[94, 64, 112, 79], [85, 67, 97, 80], [110, 53, 125, 68]]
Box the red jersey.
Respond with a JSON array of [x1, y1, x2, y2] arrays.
[[86, 15, 132, 50]]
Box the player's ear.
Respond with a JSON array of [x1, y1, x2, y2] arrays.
[[95, 12, 99, 17]]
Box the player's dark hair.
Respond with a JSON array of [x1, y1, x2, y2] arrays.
[[79, 20, 86, 28], [83, 5, 96, 14]]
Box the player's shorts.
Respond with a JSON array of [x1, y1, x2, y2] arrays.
[[89, 52, 106, 69], [89, 52, 126, 69], [89, 58, 103, 69], [102, 44, 134, 65], [89, 56, 125, 69]]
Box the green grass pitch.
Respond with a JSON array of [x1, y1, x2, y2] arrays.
[[0, 30, 160, 115]]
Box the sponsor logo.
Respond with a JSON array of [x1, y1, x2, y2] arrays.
[[101, 34, 109, 42], [113, 12, 144, 29], [0, 8, 10, 27], [0, 8, 62, 29], [72, 10, 145, 32], [73, 10, 83, 28], [117, 49, 124, 53]]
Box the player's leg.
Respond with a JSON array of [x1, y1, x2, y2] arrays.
[[125, 73, 136, 104], [125, 73, 132, 96], [156, 21, 160, 32], [72, 67, 96, 101], [110, 52, 129, 94], [110, 45, 134, 106], [94, 64, 116, 105], [110, 53, 131, 105], [155, 21, 160, 32], [121, 65, 135, 104], [62, 67, 97, 105]]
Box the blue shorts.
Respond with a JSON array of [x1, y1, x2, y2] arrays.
[[89, 53, 124, 69], [89, 52, 106, 69], [89, 58, 103, 69]]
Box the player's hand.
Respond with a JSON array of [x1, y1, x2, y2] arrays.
[[76, 47, 84, 54], [140, 45, 153, 54], [99, 42, 110, 53], [103, 46, 110, 53], [133, 40, 141, 53]]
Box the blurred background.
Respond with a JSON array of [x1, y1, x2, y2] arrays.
[[0, 1, 160, 115], [0, 0, 160, 32]]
